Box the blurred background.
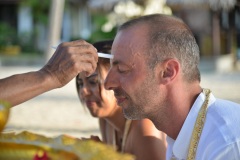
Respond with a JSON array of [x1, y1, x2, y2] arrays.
[[0, 0, 240, 138]]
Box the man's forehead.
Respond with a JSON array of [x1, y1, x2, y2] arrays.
[[111, 41, 136, 59], [110, 50, 146, 70], [110, 53, 133, 67], [111, 25, 148, 64]]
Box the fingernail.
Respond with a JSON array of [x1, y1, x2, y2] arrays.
[[85, 72, 90, 77]]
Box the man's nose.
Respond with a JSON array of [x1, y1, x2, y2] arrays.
[[104, 69, 118, 90]]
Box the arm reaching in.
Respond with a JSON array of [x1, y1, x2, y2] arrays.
[[0, 40, 98, 107]]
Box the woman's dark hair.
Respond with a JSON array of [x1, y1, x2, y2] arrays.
[[94, 40, 113, 70], [93, 40, 113, 54], [75, 40, 113, 97]]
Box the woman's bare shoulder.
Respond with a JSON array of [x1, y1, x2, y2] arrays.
[[130, 119, 162, 136], [126, 119, 167, 160]]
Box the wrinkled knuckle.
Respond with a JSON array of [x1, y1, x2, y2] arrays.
[[72, 61, 78, 69], [59, 42, 66, 48], [92, 64, 96, 71], [93, 63, 97, 70], [78, 39, 87, 44], [82, 44, 91, 50], [68, 51, 75, 59], [89, 66, 94, 73], [76, 63, 86, 74], [63, 47, 72, 54]]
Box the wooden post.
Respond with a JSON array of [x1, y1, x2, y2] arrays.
[[212, 10, 221, 57], [45, 0, 65, 62]]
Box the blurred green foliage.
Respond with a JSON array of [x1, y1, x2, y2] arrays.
[[70, 13, 117, 43], [88, 13, 117, 43], [18, 32, 35, 53], [21, 0, 50, 24], [19, 0, 51, 54], [0, 22, 17, 47]]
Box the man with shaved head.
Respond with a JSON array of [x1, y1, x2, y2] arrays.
[[104, 14, 240, 159]]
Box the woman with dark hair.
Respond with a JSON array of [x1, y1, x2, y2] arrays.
[[76, 40, 167, 160]]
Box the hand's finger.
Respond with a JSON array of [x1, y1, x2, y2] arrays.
[[73, 45, 98, 62], [58, 40, 88, 48], [79, 61, 96, 76], [53, 46, 97, 73], [58, 40, 97, 54], [58, 44, 98, 63]]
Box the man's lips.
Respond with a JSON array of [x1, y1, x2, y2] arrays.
[[114, 89, 128, 104], [115, 96, 127, 104]]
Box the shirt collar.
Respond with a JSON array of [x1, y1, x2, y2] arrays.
[[172, 91, 208, 159]]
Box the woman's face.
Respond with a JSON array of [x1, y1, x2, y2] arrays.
[[77, 66, 117, 118]]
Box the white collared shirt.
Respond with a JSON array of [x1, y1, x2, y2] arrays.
[[166, 92, 240, 160]]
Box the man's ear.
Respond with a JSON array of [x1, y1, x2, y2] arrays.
[[157, 59, 180, 85]]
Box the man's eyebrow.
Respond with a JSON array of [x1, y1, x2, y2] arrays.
[[112, 60, 132, 68]]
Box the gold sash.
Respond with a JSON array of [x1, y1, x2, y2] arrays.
[[187, 89, 211, 160]]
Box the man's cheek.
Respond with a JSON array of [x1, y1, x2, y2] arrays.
[[102, 89, 114, 99]]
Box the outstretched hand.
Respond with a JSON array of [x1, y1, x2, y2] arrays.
[[0, 40, 98, 107], [41, 40, 98, 88]]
